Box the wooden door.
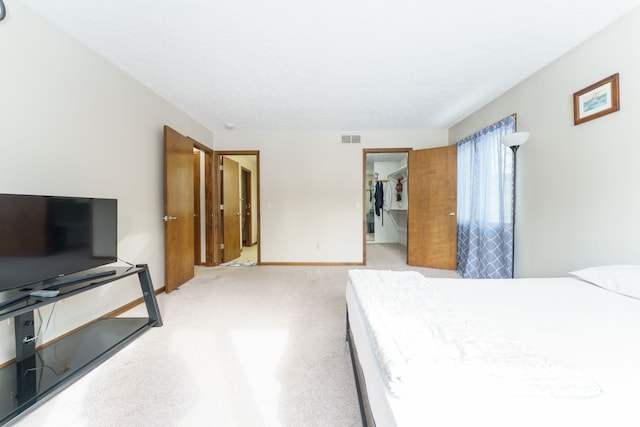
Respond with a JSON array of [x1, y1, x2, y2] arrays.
[[407, 145, 457, 269], [164, 126, 195, 292], [222, 157, 241, 262]]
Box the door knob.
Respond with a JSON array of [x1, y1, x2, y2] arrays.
[[162, 215, 178, 221], [448, 212, 456, 216]]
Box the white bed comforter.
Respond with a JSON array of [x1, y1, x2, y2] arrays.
[[348, 269, 602, 399]]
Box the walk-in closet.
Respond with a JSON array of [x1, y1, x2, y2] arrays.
[[365, 152, 408, 246]]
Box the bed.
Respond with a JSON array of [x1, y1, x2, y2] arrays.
[[346, 266, 640, 427]]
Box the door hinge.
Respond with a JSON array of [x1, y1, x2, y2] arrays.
[[219, 165, 224, 171], [220, 243, 224, 249], [220, 204, 224, 210]]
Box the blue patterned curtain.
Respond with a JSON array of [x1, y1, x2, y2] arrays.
[[456, 116, 515, 278]]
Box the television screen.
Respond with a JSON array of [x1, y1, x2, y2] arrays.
[[0, 194, 117, 291]]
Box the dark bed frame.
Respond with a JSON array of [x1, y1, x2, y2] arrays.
[[346, 309, 376, 427]]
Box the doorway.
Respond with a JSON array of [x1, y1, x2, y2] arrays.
[[241, 167, 253, 248], [363, 149, 410, 265], [214, 151, 260, 265], [363, 146, 458, 270], [192, 144, 214, 266]]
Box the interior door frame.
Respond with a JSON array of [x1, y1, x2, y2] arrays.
[[193, 150, 202, 265], [190, 138, 215, 267], [213, 150, 260, 265], [362, 148, 412, 265]]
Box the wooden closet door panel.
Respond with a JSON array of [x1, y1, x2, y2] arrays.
[[407, 145, 457, 269]]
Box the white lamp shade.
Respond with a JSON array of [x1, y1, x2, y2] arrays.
[[501, 131, 530, 148]]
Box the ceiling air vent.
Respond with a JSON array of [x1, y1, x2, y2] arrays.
[[351, 135, 361, 144], [341, 135, 351, 144]]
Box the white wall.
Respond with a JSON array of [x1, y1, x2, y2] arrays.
[[0, 2, 212, 363], [449, 6, 640, 277], [213, 131, 447, 263]]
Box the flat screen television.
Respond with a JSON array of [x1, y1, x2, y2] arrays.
[[0, 194, 117, 291]]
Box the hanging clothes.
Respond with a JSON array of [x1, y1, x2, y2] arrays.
[[396, 179, 403, 201], [374, 181, 384, 216], [383, 181, 393, 210]]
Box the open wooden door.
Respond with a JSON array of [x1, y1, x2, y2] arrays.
[[163, 126, 195, 292], [222, 156, 241, 262], [407, 145, 457, 269]]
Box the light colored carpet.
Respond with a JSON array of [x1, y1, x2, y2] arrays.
[[11, 244, 459, 427], [219, 260, 258, 267]]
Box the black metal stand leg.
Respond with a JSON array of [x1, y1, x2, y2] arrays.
[[15, 311, 37, 407], [136, 264, 163, 327]]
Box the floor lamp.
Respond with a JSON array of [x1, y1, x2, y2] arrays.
[[501, 131, 530, 277]]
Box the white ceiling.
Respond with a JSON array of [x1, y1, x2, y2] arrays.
[[22, 0, 640, 132]]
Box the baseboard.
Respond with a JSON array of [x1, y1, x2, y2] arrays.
[[104, 286, 165, 318]]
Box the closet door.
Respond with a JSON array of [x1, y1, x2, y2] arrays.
[[407, 145, 457, 269]]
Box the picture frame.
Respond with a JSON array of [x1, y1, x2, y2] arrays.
[[573, 73, 620, 125]]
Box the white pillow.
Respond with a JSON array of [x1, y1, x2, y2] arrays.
[[569, 265, 640, 299]]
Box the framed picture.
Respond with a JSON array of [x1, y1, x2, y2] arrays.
[[573, 73, 620, 125]]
